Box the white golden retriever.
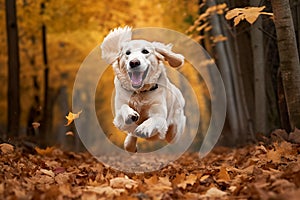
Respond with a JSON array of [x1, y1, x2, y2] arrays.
[[101, 27, 186, 152]]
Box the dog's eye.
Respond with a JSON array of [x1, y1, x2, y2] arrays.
[[125, 50, 131, 55], [141, 49, 149, 54]]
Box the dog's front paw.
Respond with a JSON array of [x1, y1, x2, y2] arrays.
[[134, 118, 167, 139], [134, 119, 156, 138], [125, 111, 139, 124]]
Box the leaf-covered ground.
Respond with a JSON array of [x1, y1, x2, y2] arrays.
[[1, 130, 300, 200]]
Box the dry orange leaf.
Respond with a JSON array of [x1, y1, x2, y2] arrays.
[[200, 174, 210, 182], [172, 173, 186, 185], [144, 174, 158, 185], [35, 146, 55, 156], [218, 166, 231, 181], [267, 141, 294, 163], [65, 110, 82, 126], [177, 174, 198, 189], [158, 176, 172, 187], [145, 175, 172, 191]]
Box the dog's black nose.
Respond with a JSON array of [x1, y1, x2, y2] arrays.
[[129, 59, 140, 68]]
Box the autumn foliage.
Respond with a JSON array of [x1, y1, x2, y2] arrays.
[[1, 0, 300, 199], [1, 130, 300, 199]]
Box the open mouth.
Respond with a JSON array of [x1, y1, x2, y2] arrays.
[[128, 67, 149, 89]]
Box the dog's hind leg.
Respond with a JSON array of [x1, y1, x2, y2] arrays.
[[124, 134, 137, 153], [165, 124, 177, 143]]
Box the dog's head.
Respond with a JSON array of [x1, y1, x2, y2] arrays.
[[101, 27, 184, 91]]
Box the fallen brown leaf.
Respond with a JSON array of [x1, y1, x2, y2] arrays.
[[0, 143, 14, 154], [177, 174, 198, 189], [205, 187, 227, 198], [110, 176, 138, 189], [84, 186, 125, 198], [218, 166, 231, 182], [40, 169, 55, 178], [289, 128, 300, 144]]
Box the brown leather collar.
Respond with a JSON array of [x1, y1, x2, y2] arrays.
[[134, 84, 158, 94]]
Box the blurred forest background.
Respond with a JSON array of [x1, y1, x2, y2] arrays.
[[1, 0, 300, 151]]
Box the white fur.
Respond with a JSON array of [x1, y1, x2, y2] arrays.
[[101, 27, 186, 153], [101, 26, 132, 64]]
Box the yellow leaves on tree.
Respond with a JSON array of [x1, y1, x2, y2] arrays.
[[187, 3, 228, 43], [65, 110, 82, 126], [225, 6, 273, 26]]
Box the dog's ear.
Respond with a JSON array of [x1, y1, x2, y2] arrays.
[[101, 26, 132, 64], [152, 42, 184, 68]]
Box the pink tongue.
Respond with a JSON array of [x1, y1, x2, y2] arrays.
[[131, 72, 143, 86]]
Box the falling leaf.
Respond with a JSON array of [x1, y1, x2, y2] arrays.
[[32, 122, 40, 129], [35, 146, 55, 156], [0, 143, 14, 154], [65, 110, 82, 126], [65, 131, 74, 136]]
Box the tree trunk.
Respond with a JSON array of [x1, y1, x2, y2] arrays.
[[206, 0, 255, 143], [289, 0, 300, 57], [271, 0, 300, 129], [5, 0, 20, 137], [251, 0, 266, 133]]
